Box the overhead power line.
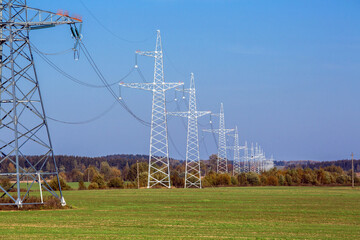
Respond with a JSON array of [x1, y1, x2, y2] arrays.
[[31, 43, 132, 88], [80, 0, 154, 43], [79, 41, 151, 127], [47, 100, 118, 125]]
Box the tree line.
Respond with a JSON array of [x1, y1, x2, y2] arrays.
[[58, 157, 360, 190], [1, 154, 359, 190]]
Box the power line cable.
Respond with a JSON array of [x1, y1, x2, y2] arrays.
[[31, 43, 133, 88], [200, 130, 210, 157], [79, 41, 151, 127], [47, 100, 117, 125], [162, 46, 188, 78], [32, 42, 150, 126], [136, 67, 149, 83], [80, 0, 154, 43], [210, 114, 219, 148], [168, 132, 185, 159], [35, 48, 73, 56]]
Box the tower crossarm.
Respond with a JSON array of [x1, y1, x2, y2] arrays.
[[120, 82, 154, 91], [120, 82, 183, 92], [196, 111, 211, 118], [167, 111, 189, 118], [226, 145, 246, 150], [167, 110, 211, 118], [203, 128, 234, 134], [203, 129, 219, 134], [1, 5, 82, 28], [163, 82, 184, 91], [135, 50, 156, 58]]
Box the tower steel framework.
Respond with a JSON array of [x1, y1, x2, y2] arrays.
[[242, 141, 249, 172], [227, 126, 245, 175], [168, 73, 210, 188], [120, 30, 183, 188], [0, 0, 82, 207], [204, 103, 233, 174]]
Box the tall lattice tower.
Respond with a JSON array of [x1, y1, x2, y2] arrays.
[[249, 143, 256, 172], [255, 143, 260, 173], [242, 141, 248, 172], [168, 73, 210, 188], [228, 126, 245, 175], [120, 30, 183, 188], [0, 0, 82, 207], [204, 103, 233, 173]]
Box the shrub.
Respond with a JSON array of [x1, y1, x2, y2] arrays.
[[336, 175, 347, 184], [321, 172, 331, 185], [88, 182, 99, 190], [92, 175, 106, 189], [49, 176, 71, 191], [107, 177, 124, 188], [138, 172, 148, 188], [218, 174, 231, 186], [278, 175, 285, 186], [355, 176, 360, 185], [285, 174, 293, 186], [204, 172, 218, 186], [260, 175, 267, 186], [78, 180, 87, 190], [247, 172, 260, 186], [170, 170, 184, 188], [124, 181, 136, 189], [0, 178, 12, 190], [238, 173, 247, 185], [267, 175, 278, 186], [302, 173, 313, 184], [231, 176, 238, 185]]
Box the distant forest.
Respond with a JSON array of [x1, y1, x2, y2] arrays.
[[50, 154, 360, 173], [19, 154, 360, 173], [275, 159, 360, 172], [2, 154, 359, 174]]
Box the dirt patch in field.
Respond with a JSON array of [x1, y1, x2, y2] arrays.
[[0, 196, 71, 211]]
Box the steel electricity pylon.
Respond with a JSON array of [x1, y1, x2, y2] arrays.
[[168, 73, 210, 188], [204, 103, 233, 174], [250, 143, 256, 172], [227, 126, 245, 175], [243, 141, 249, 172], [120, 30, 183, 188], [0, 0, 82, 207]]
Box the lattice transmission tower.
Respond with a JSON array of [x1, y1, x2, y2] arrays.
[[204, 103, 233, 174], [249, 143, 256, 172], [0, 0, 82, 207], [227, 126, 245, 175], [168, 73, 210, 188], [120, 30, 183, 188], [242, 141, 249, 173]]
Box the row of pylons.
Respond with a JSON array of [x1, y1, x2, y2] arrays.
[[121, 30, 274, 189]]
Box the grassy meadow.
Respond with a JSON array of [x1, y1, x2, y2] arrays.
[[0, 187, 359, 239]]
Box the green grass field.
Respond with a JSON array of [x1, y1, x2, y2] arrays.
[[0, 187, 359, 239]]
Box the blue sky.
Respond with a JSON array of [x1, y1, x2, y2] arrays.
[[28, 0, 360, 161]]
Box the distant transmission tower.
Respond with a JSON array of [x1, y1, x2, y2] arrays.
[[0, 0, 82, 207], [243, 141, 249, 173], [250, 143, 255, 172], [204, 103, 233, 174], [227, 126, 245, 175], [168, 73, 210, 188], [120, 30, 183, 188]]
